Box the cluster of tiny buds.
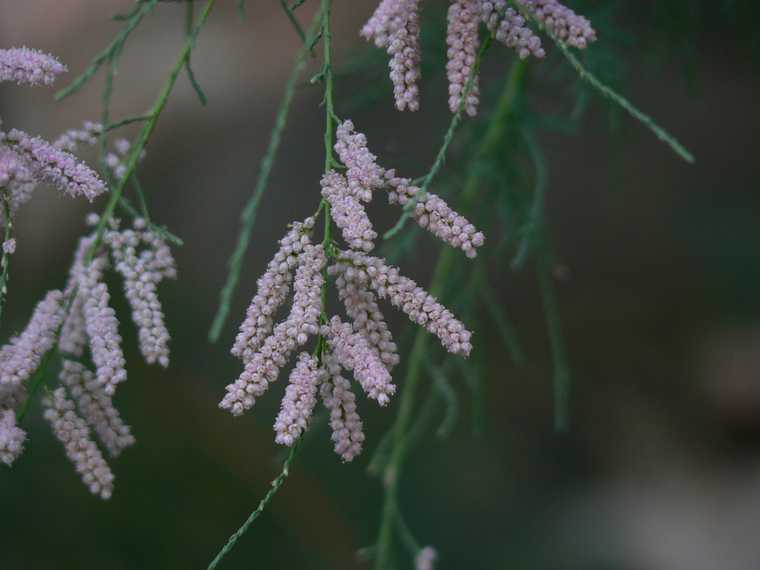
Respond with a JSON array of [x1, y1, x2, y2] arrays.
[[363, 0, 594, 115], [360, 0, 422, 111], [336, 250, 473, 357], [385, 171, 484, 258], [334, 121, 385, 201], [322, 315, 396, 406], [0, 47, 66, 87], [0, 409, 25, 466], [321, 354, 365, 461], [54, 121, 102, 153], [59, 359, 135, 458], [232, 218, 315, 363], [0, 289, 65, 390], [332, 262, 399, 369], [0, 213, 174, 498], [482, 1, 545, 59], [446, 0, 482, 116], [106, 218, 177, 367], [1, 128, 106, 201], [226, 115, 478, 458], [330, 120, 485, 257], [42, 388, 114, 500], [321, 170, 376, 252], [221, 241, 324, 416], [518, 0, 596, 49], [273, 352, 323, 446]]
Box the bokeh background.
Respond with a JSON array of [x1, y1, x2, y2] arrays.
[[1, 1, 760, 568]]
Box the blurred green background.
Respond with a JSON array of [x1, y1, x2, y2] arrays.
[[1, 1, 760, 568]]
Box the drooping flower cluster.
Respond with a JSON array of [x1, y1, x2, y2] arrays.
[[327, 120, 485, 257], [360, 0, 422, 112], [0, 47, 66, 87], [224, 120, 479, 460], [0, 216, 175, 498], [0, 47, 105, 262], [42, 387, 115, 499], [362, 0, 596, 114], [446, 0, 482, 116]]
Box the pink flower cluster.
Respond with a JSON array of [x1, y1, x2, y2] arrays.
[[106, 218, 177, 367], [482, 1, 545, 59], [0, 47, 66, 87], [518, 0, 596, 49], [332, 263, 399, 370], [273, 352, 324, 446], [385, 172, 484, 258], [332, 251, 473, 357], [59, 359, 135, 458], [42, 387, 114, 500], [0, 290, 65, 390], [360, 0, 422, 111], [221, 242, 325, 416], [321, 354, 365, 461], [0, 216, 174, 497], [447, 0, 482, 116], [225, 118, 479, 460], [232, 219, 315, 363], [2, 128, 105, 201], [362, 0, 595, 114], [0, 409, 25, 466], [0, 53, 104, 262], [330, 120, 485, 257]]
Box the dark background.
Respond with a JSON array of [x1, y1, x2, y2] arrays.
[[1, 1, 759, 568]]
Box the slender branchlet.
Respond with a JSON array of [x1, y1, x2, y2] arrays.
[[208, 9, 324, 343]]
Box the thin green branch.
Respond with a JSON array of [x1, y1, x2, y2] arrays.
[[279, 0, 307, 45], [374, 60, 527, 569], [429, 363, 459, 438], [208, 10, 323, 342], [558, 42, 693, 163], [512, 127, 547, 269], [392, 503, 422, 556], [508, 0, 694, 164], [105, 114, 152, 132], [86, 0, 218, 263], [55, 0, 158, 101], [184, 0, 209, 105], [206, 443, 300, 570], [0, 193, 13, 325], [477, 273, 526, 365], [383, 35, 493, 241], [537, 249, 570, 431]]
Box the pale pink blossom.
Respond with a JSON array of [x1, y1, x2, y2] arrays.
[[321, 354, 365, 462], [42, 387, 114, 499], [273, 352, 324, 446]]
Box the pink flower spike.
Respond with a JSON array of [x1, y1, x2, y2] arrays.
[[0, 47, 66, 86], [273, 352, 324, 446], [3, 128, 106, 201]]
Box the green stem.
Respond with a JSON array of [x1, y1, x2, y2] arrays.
[[55, 0, 158, 101], [85, 0, 218, 263], [537, 250, 570, 431], [374, 60, 527, 569], [208, 10, 323, 342], [317, 0, 335, 345], [205, 5, 334, 567], [507, 0, 694, 164], [0, 192, 13, 325], [206, 443, 299, 570]]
